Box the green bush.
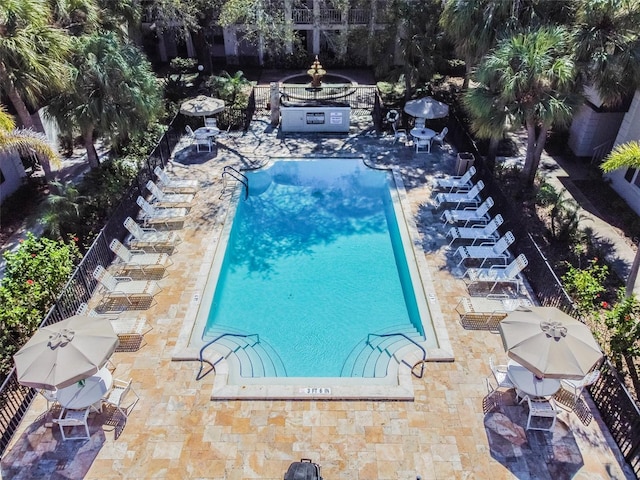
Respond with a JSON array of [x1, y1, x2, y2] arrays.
[[0, 233, 80, 377], [562, 259, 609, 314]]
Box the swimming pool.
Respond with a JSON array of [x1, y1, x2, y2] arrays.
[[194, 158, 440, 382]]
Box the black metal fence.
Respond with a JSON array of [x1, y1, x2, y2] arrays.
[[252, 85, 378, 118], [446, 112, 640, 478], [0, 119, 180, 454]]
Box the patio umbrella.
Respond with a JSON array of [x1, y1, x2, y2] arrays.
[[180, 95, 225, 122], [13, 316, 119, 390], [403, 97, 449, 120], [498, 307, 603, 380]]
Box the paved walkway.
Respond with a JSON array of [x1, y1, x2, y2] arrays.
[[1, 118, 634, 479]]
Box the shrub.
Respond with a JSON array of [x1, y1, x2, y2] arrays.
[[562, 258, 609, 314], [0, 233, 80, 377]]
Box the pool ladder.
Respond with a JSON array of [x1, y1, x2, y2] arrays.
[[196, 332, 260, 380], [366, 332, 427, 379], [221, 166, 249, 200]]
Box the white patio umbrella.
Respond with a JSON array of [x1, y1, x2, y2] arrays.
[[498, 307, 603, 380], [13, 316, 119, 390], [180, 95, 226, 123], [404, 97, 449, 119]]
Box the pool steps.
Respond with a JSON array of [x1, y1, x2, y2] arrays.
[[341, 324, 422, 377], [203, 324, 421, 379], [203, 326, 287, 377]]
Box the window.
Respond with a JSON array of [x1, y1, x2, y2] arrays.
[[624, 168, 640, 188]]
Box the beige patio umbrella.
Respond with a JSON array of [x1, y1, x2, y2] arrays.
[[180, 95, 225, 123], [498, 307, 603, 380], [404, 97, 449, 120], [13, 316, 119, 390]]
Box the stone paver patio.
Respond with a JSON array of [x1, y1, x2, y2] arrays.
[[1, 117, 635, 479]]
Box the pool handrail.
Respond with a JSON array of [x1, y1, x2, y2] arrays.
[[221, 165, 249, 200], [196, 332, 260, 380], [366, 332, 427, 379]]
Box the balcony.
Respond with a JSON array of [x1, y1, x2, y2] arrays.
[[291, 8, 372, 25]]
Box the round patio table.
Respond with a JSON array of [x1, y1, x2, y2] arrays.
[[57, 367, 113, 410], [410, 128, 435, 142], [507, 360, 560, 399]]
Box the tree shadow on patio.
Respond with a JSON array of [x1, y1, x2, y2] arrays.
[[0, 407, 110, 480], [483, 390, 584, 480]]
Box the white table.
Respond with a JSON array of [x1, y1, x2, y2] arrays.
[[57, 367, 113, 410], [507, 360, 560, 398], [194, 126, 220, 138], [410, 127, 435, 141]]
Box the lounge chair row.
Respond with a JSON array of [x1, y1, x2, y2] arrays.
[[90, 167, 198, 313], [431, 168, 528, 294]]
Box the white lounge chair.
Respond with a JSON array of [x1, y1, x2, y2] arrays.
[[93, 265, 161, 308], [109, 238, 172, 276], [76, 302, 151, 352], [146, 180, 194, 208], [446, 214, 503, 246], [136, 196, 187, 229], [432, 166, 476, 193], [434, 180, 484, 209], [153, 166, 198, 193], [462, 253, 528, 293], [431, 127, 448, 149], [454, 231, 515, 267], [123, 217, 181, 252], [441, 197, 494, 226], [392, 121, 407, 144]]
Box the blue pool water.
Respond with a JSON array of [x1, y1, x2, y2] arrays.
[[203, 159, 427, 377]]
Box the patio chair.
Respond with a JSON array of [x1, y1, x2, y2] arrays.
[[196, 134, 212, 153], [454, 231, 515, 268], [136, 196, 187, 229], [440, 197, 494, 226], [559, 369, 601, 408], [76, 302, 151, 352], [204, 117, 217, 128], [109, 238, 172, 277], [92, 265, 161, 308], [486, 355, 514, 393], [145, 180, 194, 208], [432, 166, 476, 193], [123, 217, 181, 253], [434, 180, 485, 210], [446, 214, 503, 247], [103, 378, 139, 418], [415, 137, 431, 153], [153, 166, 199, 193], [53, 407, 91, 440], [462, 253, 528, 294], [38, 388, 58, 413], [524, 396, 561, 431], [184, 125, 195, 138], [391, 121, 407, 144], [431, 127, 448, 149]]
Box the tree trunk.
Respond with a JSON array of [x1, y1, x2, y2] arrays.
[[82, 129, 100, 168], [523, 123, 548, 185], [485, 136, 500, 172], [625, 243, 640, 298], [462, 59, 471, 90], [404, 64, 412, 103]]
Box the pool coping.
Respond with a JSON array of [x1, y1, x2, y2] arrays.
[[172, 156, 454, 400]]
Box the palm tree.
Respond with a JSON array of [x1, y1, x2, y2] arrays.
[[573, 0, 640, 108], [440, 0, 513, 90], [600, 141, 640, 298], [46, 32, 162, 168], [208, 70, 252, 107], [0, 105, 60, 172], [466, 27, 582, 185]]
